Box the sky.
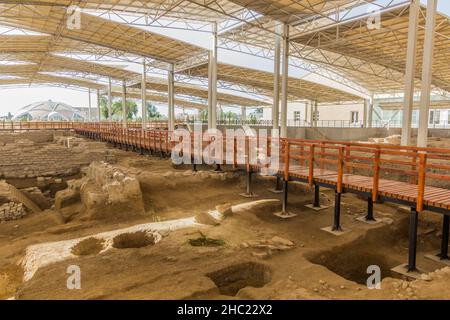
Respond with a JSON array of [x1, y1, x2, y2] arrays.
[[0, 0, 449, 117]]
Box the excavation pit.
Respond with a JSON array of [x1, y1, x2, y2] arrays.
[[307, 245, 403, 285], [71, 238, 105, 256], [112, 231, 156, 249], [207, 262, 272, 296]]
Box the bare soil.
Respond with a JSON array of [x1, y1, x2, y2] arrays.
[[1, 136, 450, 300]]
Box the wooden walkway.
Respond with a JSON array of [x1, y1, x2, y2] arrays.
[[28, 122, 450, 274]]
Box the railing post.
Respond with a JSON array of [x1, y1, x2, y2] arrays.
[[372, 148, 381, 202], [337, 146, 345, 194], [417, 152, 427, 212], [308, 144, 315, 186], [284, 140, 290, 182]]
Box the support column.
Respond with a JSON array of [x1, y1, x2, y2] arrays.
[[332, 192, 342, 231], [417, 0, 438, 148], [280, 24, 289, 138], [142, 58, 147, 130], [368, 94, 374, 128], [241, 107, 246, 122], [168, 63, 175, 131], [408, 207, 419, 271], [107, 77, 112, 121], [440, 215, 449, 260], [122, 80, 127, 128], [208, 23, 218, 130], [314, 100, 318, 127], [401, 0, 420, 146], [88, 88, 91, 122], [309, 101, 314, 127], [363, 99, 368, 128], [272, 22, 282, 130], [304, 101, 308, 126], [96, 89, 101, 121]]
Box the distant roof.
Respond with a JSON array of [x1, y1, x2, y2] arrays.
[[13, 100, 85, 121]]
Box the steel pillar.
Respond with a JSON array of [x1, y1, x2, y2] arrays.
[[122, 80, 127, 128], [363, 99, 368, 128], [88, 88, 92, 122], [401, 0, 420, 146], [208, 23, 218, 130], [142, 58, 147, 130], [280, 24, 289, 138], [107, 77, 112, 121], [417, 0, 438, 148], [273, 22, 282, 130], [313, 184, 320, 208], [368, 94, 374, 128], [96, 89, 101, 122], [408, 208, 419, 272], [332, 192, 342, 231], [440, 215, 450, 260], [241, 106, 246, 122], [168, 63, 175, 131], [365, 196, 376, 221]]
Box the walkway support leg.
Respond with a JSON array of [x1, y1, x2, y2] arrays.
[[440, 215, 450, 260], [268, 175, 283, 194], [365, 196, 376, 221], [313, 184, 320, 208], [240, 171, 257, 198], [273, 180, 297, 219], [332, 192, 342, 231], [306, 184, 328, 211], [408, 207, 419, 272]]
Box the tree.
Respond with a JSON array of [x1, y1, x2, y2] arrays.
[[100, 97, 138, 120], [248, 107, 263, 123], [199, 109, 208, 122], [146, 102, 162, 119]]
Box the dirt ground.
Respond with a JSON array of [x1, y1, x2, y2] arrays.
[[1, 136, 450, 300]]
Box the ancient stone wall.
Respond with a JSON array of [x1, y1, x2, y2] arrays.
[[0, 132, 114, 178], [0, 202, 26, 221]]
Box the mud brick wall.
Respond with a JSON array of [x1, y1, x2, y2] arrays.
[[0, 202, 26, 221], [0, 131, 55, 144], [0, 134, 109, 178]]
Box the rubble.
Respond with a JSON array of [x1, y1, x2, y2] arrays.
[[0, 202, 26, 221]]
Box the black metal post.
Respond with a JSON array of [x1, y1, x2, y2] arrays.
[[313, 184, 320, 208], [275, 176, 283, 191], [408, 208, 419, 272], [332, 191, 342, 231], [246, 171, 252, 195], [365, 196, 376, 221], [192, 164, 197, 172], [282, 180, 289, 212], [440, 214, 450, 260], [214, 164, 222, 172]]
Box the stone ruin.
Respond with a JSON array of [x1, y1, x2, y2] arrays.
[[0, 180, 38, 222], [368, 134, 401, 145], [0, 202, 26, 221], [55, 162, 146, 221]]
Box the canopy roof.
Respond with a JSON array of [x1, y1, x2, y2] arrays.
[[0, 4, 206, 63], [109, 87, 207, 110], [0, 52, 138, 80], [129, 77, 270, 107], [379, 100, 450, 110], [220, 4, 450, 94], [182, 62, 362, 103], [0, 73, 104, 90]]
